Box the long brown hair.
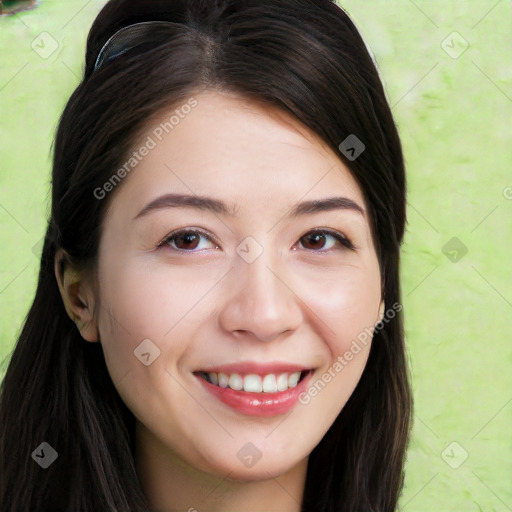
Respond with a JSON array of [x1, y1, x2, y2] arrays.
[[0, 1, 412, 510]]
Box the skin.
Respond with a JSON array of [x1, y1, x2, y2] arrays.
[[56, 89, 383, 512]]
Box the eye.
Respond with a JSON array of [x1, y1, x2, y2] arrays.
[[297, 229, 355, 252], [158, 229, 218, 252], [157, 228, 354, 254]]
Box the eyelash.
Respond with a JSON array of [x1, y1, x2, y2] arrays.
[[157, 228, 355, 253]]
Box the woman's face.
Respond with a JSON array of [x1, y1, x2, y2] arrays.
[[94, 90, 382, 480]]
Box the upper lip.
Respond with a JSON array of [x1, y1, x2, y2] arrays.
[[195, 361, 314, 376]]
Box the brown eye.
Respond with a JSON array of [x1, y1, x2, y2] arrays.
[[160, 230, 217, 252], [298, 230, 354, 252], [173, 232, 201, 250]]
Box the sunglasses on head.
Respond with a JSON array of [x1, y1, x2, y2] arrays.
[[94, 21, 179, 72]]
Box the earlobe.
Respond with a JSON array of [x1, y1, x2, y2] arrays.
[[54, 249, 99, 343]]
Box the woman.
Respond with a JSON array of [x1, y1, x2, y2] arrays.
[[0, 0, 412, 510]]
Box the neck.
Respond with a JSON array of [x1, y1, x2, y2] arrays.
[[135, 422, 308, 512]]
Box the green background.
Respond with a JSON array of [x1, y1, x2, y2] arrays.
[[1, 1, 511, 510]]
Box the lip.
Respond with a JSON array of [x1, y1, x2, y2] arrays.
[[195, 368, 313, 417], [196, 361, 312, 376]]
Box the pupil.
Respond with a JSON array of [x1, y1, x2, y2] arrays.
[[306, 233, 324, 249], [179, 233, 199, 249]]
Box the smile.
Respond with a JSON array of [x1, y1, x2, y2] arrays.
[[193, 363, 315, 417], [197, 370, 309, 393]]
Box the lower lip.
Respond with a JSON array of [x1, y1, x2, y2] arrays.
[[195, 372, 313, 417]]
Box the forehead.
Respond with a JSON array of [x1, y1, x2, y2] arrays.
[[106, 89, 366, 218]]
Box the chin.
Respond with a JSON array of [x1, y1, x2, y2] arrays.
[[195, 449, 306, 482]]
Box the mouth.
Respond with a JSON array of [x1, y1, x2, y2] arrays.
[[193, 363, 315, 417], [195, 369, 311, 393]]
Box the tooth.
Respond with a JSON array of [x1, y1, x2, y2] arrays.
[[276, 373, 289, 391], [243, 374, 263, 392], [229, 373, 243, 391], [262, 374, 278, 393], [212, 371, 302, 393], [288, 371, 301, 388], [218, 373, 229, 388]]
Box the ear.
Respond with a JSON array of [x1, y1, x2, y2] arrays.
[[54, 249, 99, 343], [376, 300, 385, 326]]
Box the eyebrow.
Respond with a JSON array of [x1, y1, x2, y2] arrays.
[[133, 193, 365, 221]]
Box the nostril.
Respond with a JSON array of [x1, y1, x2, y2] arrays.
[[0, 0, 38, 16]]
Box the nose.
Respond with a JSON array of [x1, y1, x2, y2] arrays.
[[218, 251, 303, 342]]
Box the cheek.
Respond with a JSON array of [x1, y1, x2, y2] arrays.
[[95, 253, 221, 382], [297, 262, 381, 357], [294, 263, 381, 422], [94, 258, 213, 433]]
